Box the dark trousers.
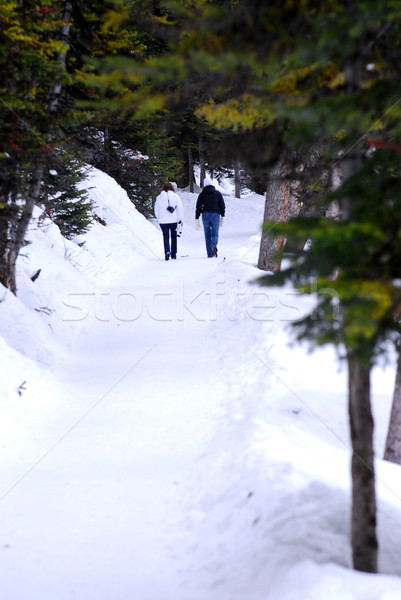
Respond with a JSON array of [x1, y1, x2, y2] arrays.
[[160, 223, 177, 258]]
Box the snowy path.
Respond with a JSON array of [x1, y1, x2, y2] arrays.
[[2, 222, 259, 599], [55, 257, 228, 599]]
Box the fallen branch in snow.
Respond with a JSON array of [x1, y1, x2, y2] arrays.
[[34, 306, 54, 315], [17, 381, 27, 396], [31, 269, 41, 282]]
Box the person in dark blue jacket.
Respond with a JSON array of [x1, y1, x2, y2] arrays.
[[195, 177, 225, 257]]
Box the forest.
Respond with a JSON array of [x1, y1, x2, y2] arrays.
[[2, 0, 401, 578]]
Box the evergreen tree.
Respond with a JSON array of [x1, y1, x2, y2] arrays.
[[0, 0, 95, 293], [41, 156, 93, 239]]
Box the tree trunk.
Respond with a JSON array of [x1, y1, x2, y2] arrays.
[[342, 56, 363, 219], [326, 164, 342, 218], [234, 160, 241, 198], [341, 53, 378, 572], [0, 205, 12, 290], [384, 342, 401, 464], [0, 163, 44, 294], [348, 355, 378, 573], [188, 148, 194, 193], [104, 125, 111, 171], [177, 151, 189, 188], [0, 161, 17, 290], [48, 0, 73, 113], [9, 164, 44, 294], [257, 158, 290, 272], [199, 136, 205, 188]]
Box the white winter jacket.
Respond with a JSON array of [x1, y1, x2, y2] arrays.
[[154, 190, 184, 224]]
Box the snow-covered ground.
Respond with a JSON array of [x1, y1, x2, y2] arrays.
[[1, 167, 401, 600]]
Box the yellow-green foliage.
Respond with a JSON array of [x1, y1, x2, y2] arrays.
[[197, 95, 274, 131]]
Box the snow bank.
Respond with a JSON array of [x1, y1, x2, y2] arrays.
[[75, 167, 161, 275], [0, 167, 160, 362]]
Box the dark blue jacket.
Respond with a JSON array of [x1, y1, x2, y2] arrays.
[[195, 185, 225, 219]]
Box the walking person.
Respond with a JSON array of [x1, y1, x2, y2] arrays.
[[154, 182, 184, 260], [195, 176, 225, 257]]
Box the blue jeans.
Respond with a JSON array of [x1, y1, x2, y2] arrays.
[[160, 223, 177, 258], [202, 212, 220, 257]]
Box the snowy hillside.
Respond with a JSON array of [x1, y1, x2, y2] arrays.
[[1, 166, 401, 600]]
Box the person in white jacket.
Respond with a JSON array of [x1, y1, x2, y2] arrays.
[[154, 182, 184, 260]]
